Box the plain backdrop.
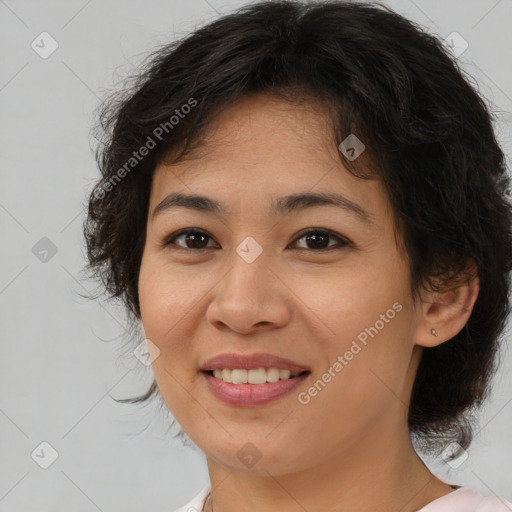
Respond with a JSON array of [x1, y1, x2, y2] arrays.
[[1, 0, 511, 510]]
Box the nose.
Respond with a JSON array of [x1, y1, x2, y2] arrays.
[[205, 248, 292, 335]]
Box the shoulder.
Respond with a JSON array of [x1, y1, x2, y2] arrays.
[[475, 494, 512, 512], [172, 485, 210, 512], [419, 487, 512, 512]]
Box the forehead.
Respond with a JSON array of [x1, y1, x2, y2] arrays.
[[150, 92, 390, 224], [162, 93, 339, 170]]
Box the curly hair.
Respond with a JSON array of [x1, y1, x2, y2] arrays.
[[83, 0, 512, 456]]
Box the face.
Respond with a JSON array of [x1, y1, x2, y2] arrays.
[[138, 93, 424, 476]]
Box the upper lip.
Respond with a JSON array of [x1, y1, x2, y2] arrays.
[[200, 353, 310, 373]]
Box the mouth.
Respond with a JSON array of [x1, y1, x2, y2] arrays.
[[200, 352, 311, 382], [199, 352, 311, 406]]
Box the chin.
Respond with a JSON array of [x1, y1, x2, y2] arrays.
[[200, 434, 312, 476]]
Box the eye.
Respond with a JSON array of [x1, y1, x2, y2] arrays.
[[290, 228, 350, 251], [162, 227, 350, 252], [162, 228, 218, 250]]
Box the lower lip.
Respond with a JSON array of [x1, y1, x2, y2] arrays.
[[201, 371, 310, 407]]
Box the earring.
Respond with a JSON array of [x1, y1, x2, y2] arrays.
[[431, 328, 439, 337]]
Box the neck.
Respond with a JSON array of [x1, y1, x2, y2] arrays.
[[203, 432, 454, 512]]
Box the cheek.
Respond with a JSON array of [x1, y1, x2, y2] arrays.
[[286, 257, 409, 347], [139, 251, 195, 324], [296, 314, 414, 451], [138, 262, 200, 413], [138, 259, 197, 364], [291, 260, 414, 401]]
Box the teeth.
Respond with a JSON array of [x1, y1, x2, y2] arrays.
[[232, 369, 248, 384], [267, 368, 280, 382], [211, 368, 302, 384], [247, 368, 266, 384], [279, 369, 291, 380]]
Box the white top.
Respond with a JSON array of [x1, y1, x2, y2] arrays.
[[172, 485, 512, 512]]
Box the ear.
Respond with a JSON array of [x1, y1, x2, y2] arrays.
[[414, 262, 480, 348]]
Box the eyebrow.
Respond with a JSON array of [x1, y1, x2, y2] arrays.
[[152, 191, 373, 224]]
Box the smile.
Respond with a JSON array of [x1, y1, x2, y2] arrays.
[[199, 352, 311, 406], [209, 368, 306, 384], [201, 370, 310, 406]]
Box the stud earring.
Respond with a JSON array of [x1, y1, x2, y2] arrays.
[[431, 328, 439, 337]]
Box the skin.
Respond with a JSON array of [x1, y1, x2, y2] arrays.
[[138, 92, 480, 512]]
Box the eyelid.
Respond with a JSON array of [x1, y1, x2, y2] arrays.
[[162, 227, 352, 251], [291, 227, 351, 248], [161, 227, 217, 249]]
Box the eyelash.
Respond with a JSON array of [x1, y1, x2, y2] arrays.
[[161, 228, 351, 252]]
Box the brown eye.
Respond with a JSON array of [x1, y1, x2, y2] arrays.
[[163, 227, 349, 252], [163, 229, 216, 250], [291, 229, 349, 251]]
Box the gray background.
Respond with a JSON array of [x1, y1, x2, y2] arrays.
[[0, 0, 511, 510]]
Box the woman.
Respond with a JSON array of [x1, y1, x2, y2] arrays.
[[83, 1, 512, 511]]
